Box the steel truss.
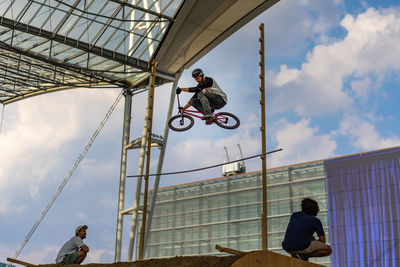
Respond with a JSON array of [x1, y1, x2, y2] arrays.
[[0, 0, 181, 104]]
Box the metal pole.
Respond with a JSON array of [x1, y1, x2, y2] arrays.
[[224, 146, 230, 162], [138, 59, 157, 260], [259, 23, 268, 250], [115, 89, 133, 261], [143, 72, 182, 257], [127, 83, 153, 261]]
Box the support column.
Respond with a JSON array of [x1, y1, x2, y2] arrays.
[[259, 23, 268, 250], [138, 60, 158, 260], [127, 81, 153, 261], [115, 89, 133, 262], [143, 72, 182, 258]]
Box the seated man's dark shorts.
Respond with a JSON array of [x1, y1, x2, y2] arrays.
[[60, 251, 79, 265]]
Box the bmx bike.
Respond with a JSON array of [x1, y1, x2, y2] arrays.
[[168, 94, 240, 132]]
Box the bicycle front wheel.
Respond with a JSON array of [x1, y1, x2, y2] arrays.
[[168, 114, 195, 131], [214, 112, 240, 129]]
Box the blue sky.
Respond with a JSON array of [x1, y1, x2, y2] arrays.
[[1, 0, 400, 264]]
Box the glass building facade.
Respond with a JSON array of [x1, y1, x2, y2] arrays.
[[139, 160, 331, 266]]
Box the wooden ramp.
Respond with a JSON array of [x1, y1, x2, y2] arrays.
[[231, 250, 324, 267], [9, 252, 324, 267]]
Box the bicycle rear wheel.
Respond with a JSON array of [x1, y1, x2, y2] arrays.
[[214, 112, 240, 129], [168, 114, 195, 131]]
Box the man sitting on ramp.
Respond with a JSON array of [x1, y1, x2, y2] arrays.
[[282, 198, 332, 261], [55, 225, 89, 265]]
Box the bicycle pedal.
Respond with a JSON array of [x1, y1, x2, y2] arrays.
[[205, 118, 215, 125]]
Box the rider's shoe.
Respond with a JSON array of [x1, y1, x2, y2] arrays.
[[202, 114, 214, 120], [205, 117, 216, 125]]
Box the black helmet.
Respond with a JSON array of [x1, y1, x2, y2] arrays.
[[192, 68, 204, 78]]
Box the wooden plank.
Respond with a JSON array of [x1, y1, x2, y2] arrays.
[[215, 244, 246, 255], [7, 258, 36, 267]]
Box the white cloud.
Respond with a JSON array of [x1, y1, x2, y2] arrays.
[[29, 185, 40, 200], [0, 243, 15, 264], [21, 244, 59, 265], [0, 89, 122, 215], [75, 211, 89, 221], [339, 115, 400, 150], [269, 7, 400, 116], [97, 195, 117, 210], [268, 118, 337, 167], [86, 249, 114, 263], [351, 77, 373, 101], [77, 159, 119, 184], [273, 65, 301, 87]]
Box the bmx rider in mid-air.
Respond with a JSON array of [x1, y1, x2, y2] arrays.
[[176, 68, 227, 123]]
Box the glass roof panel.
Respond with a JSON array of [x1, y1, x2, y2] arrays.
[[25, 3, 54, 29], [66, 52, 90, 67], [162, 1, 182, 17], [0, 0, 189, 104], [100, 27, 126, 51], [29, 40, 51, 55], [0, 27, 13, 45], [0, 2, 11, 16], [51, 43, 76, 60], [88, 54, 114, 69], [122, 71, 149, 85], [6, 1, 27, 19], [11, 34, 37, 51]]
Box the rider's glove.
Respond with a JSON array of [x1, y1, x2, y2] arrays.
[[176, 87, 182, 94]]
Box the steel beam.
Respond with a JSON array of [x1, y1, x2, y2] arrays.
[[138, 59, 157, 260], [109, 0, 173, 21], [0, 16, 149, 71], [126, 83, 153, 262], [115, 88, 133, 262]]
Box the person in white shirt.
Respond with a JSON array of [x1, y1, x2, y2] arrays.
[[55, 225, 89, 264]]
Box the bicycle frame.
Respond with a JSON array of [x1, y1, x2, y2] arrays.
[[169, 93, 240, 131], [180, 109, 205, 119], [176, 93, 228, 121]]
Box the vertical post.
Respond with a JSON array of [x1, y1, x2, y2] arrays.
[[259, 23, 268, 250], [127, 76, 153, 261], [115, 89, 133, 261], [143, 72, 181, 257], [138, 59, 157, 260]]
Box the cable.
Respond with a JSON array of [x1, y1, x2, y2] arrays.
[[127, 148, 283, 178], [12, 89, 124, 260]]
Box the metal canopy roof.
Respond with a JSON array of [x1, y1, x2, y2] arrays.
[[0, 0, 279, 105]]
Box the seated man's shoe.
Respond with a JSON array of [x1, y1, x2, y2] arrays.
[[294, 253, 309, 261]]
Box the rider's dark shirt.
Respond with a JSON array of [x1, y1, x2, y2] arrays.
[[188, 76, 213, 96], [282, 211, 325, 251]]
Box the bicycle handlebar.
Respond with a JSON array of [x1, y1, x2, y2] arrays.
[[176, 91, 182, 111]]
